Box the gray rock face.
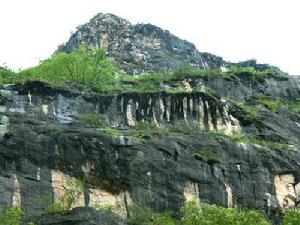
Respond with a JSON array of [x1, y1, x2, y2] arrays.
[[58, 13, 239, 74], [0, 79, 300, 225]]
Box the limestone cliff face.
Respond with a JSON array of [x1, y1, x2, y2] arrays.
[[1, 77, 300, 224], [59, 13, 282, 75]]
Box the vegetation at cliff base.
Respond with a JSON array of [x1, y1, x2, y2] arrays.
[[128, 200, 271, 225], [129, 200, 300, 225], [0, 207, 25, 225]]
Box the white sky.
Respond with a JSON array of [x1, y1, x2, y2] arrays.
[[0, 0, 299, 74]]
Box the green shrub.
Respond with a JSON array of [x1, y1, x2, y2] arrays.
[[44, 202, 65, 214], [180, 200, 202, 225], [193, 147, 221, 164], [285, 98, 300, 115], [104, 128, 120, 137], [0, 207, 25, 225], [80, 113, 107, 127], [40, 194, 65, 214], [94, 204, 116, 212], [229, 66, 277, 79], [50, 127, 63, 138], [40, 178, 84, 213], [152, 212, 176, 225], [128, 206, 154, 225], [283, 210, 300, 225], [198, 204, 270, 225], [172, 66, 224, 80], [257, 97, 283, 112], [128, 206, 176, 225], [167, 122, 202, 135], [0, 66, 16, 85], [63, 178, 84, 210], [181, 201, 270, 225], [2, 45, 118, 90]]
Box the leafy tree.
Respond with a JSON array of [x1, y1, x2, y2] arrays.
[[16, 45, 117, 90]]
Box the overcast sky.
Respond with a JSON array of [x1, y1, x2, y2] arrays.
[[0, 0, 299, 74]]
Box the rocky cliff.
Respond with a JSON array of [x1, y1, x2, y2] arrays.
[[1, 74, 300, 224]]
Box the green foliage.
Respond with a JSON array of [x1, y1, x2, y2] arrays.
[[45, 202, 65, 214], [257, 97, 283, 112], [180, 200, 202, 225], [104, 128, 120, 137], [40, 178, 84, 214], [63, 178, 84, 211], [80, 113, 107, 127], [3, 45, 117, 90], [0, 66, 16, 85], [128, 206, 176, 225], [128, 201, 271, 225], [181, 200, 270, 225], [40, 194, 65, 214], [229, 99, 260, 124], [128, 121, 168, 140], [151, 212, 176, 225], [196, 204, 270, 225], [172, 66, 224, 80], [94, 204, 116, 212], [193, 147, 221, 164], [167, 122, 202, 135], [283, 209, 300, 225], [128, 206, 155, 225], [229, 66, 277, 79], [50, 127, 63, 138], [0, 207, 25, 225], [284, 98, 300, 115]]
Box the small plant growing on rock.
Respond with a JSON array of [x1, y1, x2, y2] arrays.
[[80, 113, 107, 128], [94, 203, 116, 212], [193, 147, 221, 164], [41, 178, 84, 214], [40, 194, 64, 214], [62, 178, 84, 211]]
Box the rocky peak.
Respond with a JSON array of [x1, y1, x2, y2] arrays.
[[59, 13, 228, 74]]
